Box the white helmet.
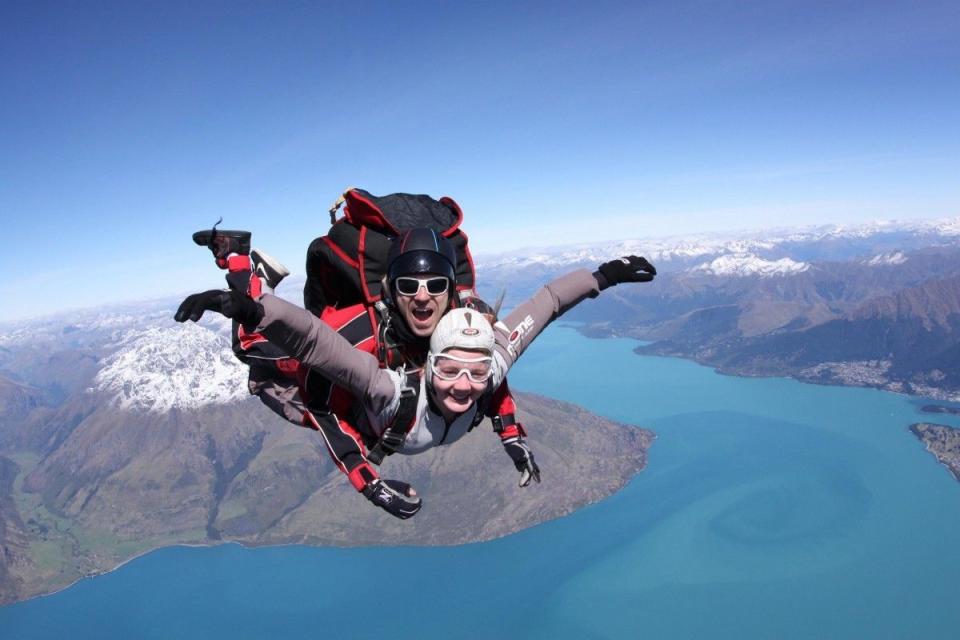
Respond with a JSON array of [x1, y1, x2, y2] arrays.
[[426, 308, 495, 386], [429, 308, 494, 355]]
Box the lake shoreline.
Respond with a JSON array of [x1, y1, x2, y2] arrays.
[[617, 339, 960, 403]]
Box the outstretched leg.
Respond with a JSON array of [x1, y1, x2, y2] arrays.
[[191, 226, 302, 425]]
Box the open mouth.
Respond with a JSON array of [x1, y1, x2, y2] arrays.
[[412, 307, 434, 323]]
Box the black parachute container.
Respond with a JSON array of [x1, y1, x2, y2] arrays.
[[304, 188, 477, 315]]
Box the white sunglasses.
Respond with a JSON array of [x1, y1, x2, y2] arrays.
[[395, 276, 450, 297]]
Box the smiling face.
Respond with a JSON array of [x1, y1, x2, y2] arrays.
[[428, 347, 490, 419], [393, 274, 451, 337]]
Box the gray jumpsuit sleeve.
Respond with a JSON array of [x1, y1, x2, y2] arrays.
[[490, 269, 600, 386], [251, 295, 400, 417]]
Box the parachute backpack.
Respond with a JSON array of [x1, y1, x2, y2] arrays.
[[304, 187, 478, 316]]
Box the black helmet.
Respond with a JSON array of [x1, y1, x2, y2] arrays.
[[387, 228, 457, 286]]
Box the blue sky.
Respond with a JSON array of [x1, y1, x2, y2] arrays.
[[2, 0, 958, 321]]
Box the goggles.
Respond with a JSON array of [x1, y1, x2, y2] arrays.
[[395, 276, 449, 297], [429, 353, 493, 383]]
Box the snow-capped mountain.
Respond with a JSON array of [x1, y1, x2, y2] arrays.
[[93, 323, 248, 413], [692, 254, 809, 277], [0, 294, 240, 407], [864, 251, 908, 266]]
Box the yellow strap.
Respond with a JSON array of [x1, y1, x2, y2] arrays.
[[328, 186, 357, 224]]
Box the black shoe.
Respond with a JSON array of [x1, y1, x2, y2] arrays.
[[251, 249, 290, 290], [192, 225, 251, 259]]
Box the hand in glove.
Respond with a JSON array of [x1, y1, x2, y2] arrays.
[[174, 289, 263, 328], [363, 478, 423, 519], [502, 436, 541, 487], [595, 256, 657, 290]]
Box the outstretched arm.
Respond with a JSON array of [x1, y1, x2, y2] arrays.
[[491, 256, 656, 380], [493, 269, 599, 372], [175, 290, 399, 417]]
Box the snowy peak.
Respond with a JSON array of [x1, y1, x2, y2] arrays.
[[92, 322, 248, 413], [692, 254, 809, 277], [864, 251, 908, 266]]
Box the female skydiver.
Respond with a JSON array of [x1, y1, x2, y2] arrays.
[[175, 254, 656, 519]]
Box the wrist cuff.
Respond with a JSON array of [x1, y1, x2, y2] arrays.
[[347, 462, 379, 492], [498, 422, 527, 441], [593, 270, 611, 291]]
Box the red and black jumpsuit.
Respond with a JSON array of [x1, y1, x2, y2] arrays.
[[223, 257, 522, 492]]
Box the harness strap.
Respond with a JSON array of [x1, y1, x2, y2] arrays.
[[468, 390, 493, 431], [375, 302, 391, 367], [490, 413, 515, 434], [367, 371, 420, 465]]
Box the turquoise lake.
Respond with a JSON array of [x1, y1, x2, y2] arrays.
[[2, 327, 959, 639]]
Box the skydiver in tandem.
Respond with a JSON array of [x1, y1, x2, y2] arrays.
[[188, 222, 539, 513], [175, 233, 657, 519]]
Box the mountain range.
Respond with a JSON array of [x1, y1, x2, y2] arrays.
[[474, 216, 960, 399]]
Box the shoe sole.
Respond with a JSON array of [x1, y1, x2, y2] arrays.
[[192, 229, 251, 247], [251, 249, 290, 288]]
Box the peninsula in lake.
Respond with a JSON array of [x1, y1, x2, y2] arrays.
[[910, 422, 960, 482], [0, 304, 653, 606]]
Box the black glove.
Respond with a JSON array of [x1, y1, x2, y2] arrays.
[[362, 478, 422, 519], [595, 256, 657, 290], [502, 437, 541, 487], [174, 289, 263, 327]]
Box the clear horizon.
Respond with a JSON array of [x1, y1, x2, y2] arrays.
[[3, 1, 958, 321], [3, 211, 957, 326]]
